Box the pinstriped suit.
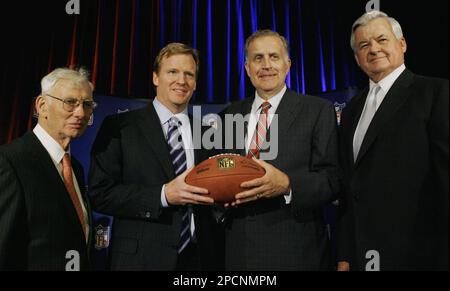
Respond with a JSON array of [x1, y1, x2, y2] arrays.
[[222, 90, 341, 270], [0, 132, 91, 270]]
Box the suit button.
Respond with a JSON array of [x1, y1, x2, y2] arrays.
[[353, 195, 359, 202], [145, 212, 151, 218]]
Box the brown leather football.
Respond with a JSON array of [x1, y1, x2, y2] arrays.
[[185, 154, 266, 203]]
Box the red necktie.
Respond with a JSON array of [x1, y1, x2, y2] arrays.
[[248, 101, 271, 159], [62, 153, 86, 238]]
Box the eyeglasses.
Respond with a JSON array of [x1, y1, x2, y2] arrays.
[[46, 94, 98, 112]]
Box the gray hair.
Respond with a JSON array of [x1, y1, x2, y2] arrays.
[[245, 30, 290, 62], [350, 11, 404, 52], [41, 67, 93, 95]]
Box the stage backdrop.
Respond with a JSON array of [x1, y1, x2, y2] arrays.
[[71, 90, 353, 270], [3, 0, 447, 145]]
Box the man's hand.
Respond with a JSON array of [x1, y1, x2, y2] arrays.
[[337, 261, 350, 271], [232, 159, 290, 206], [165, 168, 214, 206]]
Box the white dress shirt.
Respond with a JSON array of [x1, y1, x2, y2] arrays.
[[245, 86, 287, 152], [368, 64, 406, 111], [353, 64, 406, 160], [33, 124, 89, 240], [246, 86, 292, 204]]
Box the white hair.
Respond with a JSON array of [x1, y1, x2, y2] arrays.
[[350, 11, 404, 52], [41, 67, 93, 95]]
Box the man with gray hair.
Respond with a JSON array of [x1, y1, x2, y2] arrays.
[[220, 30, 340, 270], [337, 11, 448, 271], [0, 67, 96, 270]]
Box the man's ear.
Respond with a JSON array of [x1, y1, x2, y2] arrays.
[[400, 37, 407, 53], [35, 95, 47, 118], [245, 62, 251, 78], [88, 81, 95, 92], [286, 58, 292, 73], [153, 72, 159, 87], [354, 54, 361, 67]]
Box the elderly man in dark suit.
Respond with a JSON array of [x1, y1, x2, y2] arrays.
[[0, 68, 96, 270], [220, 30, 340, 271], [337, 11, 449, 271], [88, 43, 219, 271]]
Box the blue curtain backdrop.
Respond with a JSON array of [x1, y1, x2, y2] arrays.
[[1, 0, 448, 144]]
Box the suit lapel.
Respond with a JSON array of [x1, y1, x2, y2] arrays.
[[274, 90, 302, 135], [72, 157, 93, 242], [242, 90, 302, 158], [346, 89, 369, 164], [259, 90, 301, 160], [71, 158, 87, 209], [189, 114, 202, 165], [240, 97, 254, 156], [26, 133, 85, 236], [354, 70, 415, 167], [136, 104, 175, 179]]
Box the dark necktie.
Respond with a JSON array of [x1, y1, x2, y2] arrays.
[[166, 117, 192, 254]]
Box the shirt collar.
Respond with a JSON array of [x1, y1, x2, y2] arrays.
[[33, 124, 69, 164], [253, 85, 287, 113], [153, 98, 189, 127], [369, 64, 406, 93]]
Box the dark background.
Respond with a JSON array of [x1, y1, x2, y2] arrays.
[[0, 0, 448, 144]]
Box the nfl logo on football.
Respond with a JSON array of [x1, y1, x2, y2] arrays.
[[218, 156, 236, 169]]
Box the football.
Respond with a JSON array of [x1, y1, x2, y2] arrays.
[[185, 154, 266, 203]]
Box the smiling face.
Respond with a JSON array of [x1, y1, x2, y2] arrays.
[[36, 79, 93, 149], [153, 53, 197, 114], [354, 17, 407, 83], [245, 35, 291, 100]]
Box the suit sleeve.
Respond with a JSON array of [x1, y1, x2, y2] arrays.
[[290, 101, 341, 211], [88, 116, 164, 220], [0, 153, 27, 270], [428, 79, 449, 269]]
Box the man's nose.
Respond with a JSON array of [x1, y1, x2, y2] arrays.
[[72, 103, 88, 118], [262, 57, 273, 69], [176, 74, 186, 84], [369, 39, 381, 53]]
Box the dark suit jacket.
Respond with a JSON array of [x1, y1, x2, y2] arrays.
[[88, 103, 221, 271], [337, 70, 449, 271], [221, 89, 340, 271], [0, 132, 92, 271]]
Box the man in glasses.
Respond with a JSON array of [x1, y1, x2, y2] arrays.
[[0, 67, 96, 270]]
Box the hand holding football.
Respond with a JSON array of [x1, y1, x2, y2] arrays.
[[185, 154, 265, 203]]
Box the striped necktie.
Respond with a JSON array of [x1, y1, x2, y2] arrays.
[[248, 101, 272, 159], [166, 117, 192, 254]]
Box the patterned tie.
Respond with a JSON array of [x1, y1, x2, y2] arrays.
[[248, 101, 272, 159], [166, 117, 192, 254], [353, 85, 381, 161], [62, 153, 86, 238]]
